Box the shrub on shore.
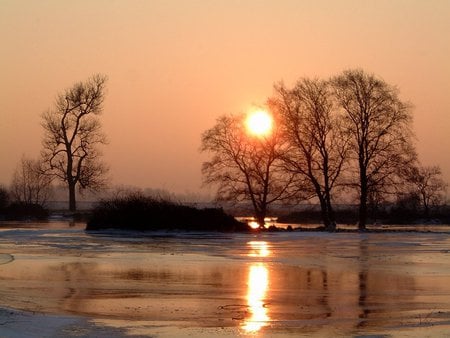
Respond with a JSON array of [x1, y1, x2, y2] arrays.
[[0, 185, 50, 221], [86, 193, 249, 232], [2, 202, 49, 220]]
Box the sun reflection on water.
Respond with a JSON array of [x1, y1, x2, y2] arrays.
[[243, 241, 270, 333]]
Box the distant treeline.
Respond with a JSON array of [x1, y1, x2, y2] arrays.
[[278, 204, 450, 225]]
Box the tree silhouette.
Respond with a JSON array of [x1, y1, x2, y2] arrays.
[[201, 113, 294, 227], [10, 156, 52, 206], [332, 69, 416, 230], [408, 165, 447, 218], [271, 78, 349, 231], [41, 74, 108, 211]]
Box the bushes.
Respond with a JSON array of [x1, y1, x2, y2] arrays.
[[2, 202, 49, 220], [0, 185, 49, 220], [0, 185, 50, 220], [86, 193, 249, 232]]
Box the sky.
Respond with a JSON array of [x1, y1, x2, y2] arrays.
[[1, 0, 449, 196]]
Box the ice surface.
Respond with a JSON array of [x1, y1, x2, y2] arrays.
[[1, 221, 450, 337]]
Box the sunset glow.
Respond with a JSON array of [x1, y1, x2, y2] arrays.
[[245, 110, 273, 137], [2, 1, 450, 337], [0, 2, 449, 191]]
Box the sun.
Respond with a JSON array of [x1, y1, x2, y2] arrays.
[[248, 221, 260, 229], [245, 110, 273, 137]]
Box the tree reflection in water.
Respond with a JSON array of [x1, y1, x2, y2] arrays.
[[243, 241, 270, 333]]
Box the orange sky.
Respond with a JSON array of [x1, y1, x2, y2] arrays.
[[1, 0, 449, 195]]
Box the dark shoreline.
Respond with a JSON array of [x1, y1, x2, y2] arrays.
[[84, 224, 450, 236]]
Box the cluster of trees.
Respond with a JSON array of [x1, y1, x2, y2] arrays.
[[1, 69, 447, 229], [201, 69, 447, 230], [1, 74, 108, 214]]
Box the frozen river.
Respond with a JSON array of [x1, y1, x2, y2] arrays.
[[1, 221, 450, 337]]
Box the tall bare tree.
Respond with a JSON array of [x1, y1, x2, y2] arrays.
[[10, 156, 52, 206], [271, 79, 349, 231], [408, 165, 447, 218], [41, 74, 108, 211], [201, 113, 294, 227], [332, 69, 416, 230]]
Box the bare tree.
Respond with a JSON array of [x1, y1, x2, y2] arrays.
[[41, 74, 108, 212], [271, 79, 349, 231], [332, 69, 416, 230], [201, 113, 294, 227], [10, 156, 52, 206], [408, 165, 447, 218]]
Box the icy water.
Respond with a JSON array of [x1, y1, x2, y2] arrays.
[[1, 221, 450, 337]]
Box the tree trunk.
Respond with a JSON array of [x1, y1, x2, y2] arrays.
[[68, 182, 77, 212], [255, 207, 266, 229], [422, 194, 430, 219], [358, 158, 368, 230], [358, 187, 367, 231], [318, 196, 331, 230], [256, 215, 265, 229], [317, 187, 336, 232], [326, 198, 336, 232]]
